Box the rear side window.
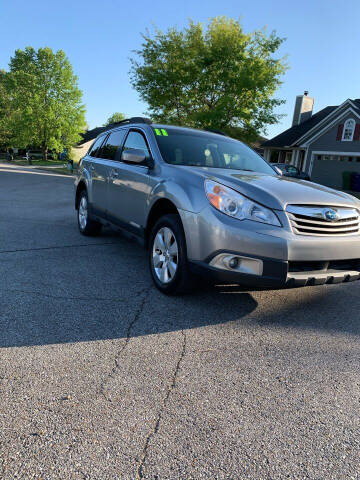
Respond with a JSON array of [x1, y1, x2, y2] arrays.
[[100, 130, 126, 160], [89, 136, 105, 158], [123, 131, 150, 157]]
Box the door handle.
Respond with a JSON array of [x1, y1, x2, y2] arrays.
[[110, 169, 119, 179], [90, 165, 95, 171]]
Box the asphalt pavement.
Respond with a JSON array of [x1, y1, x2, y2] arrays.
[[0, 163, 360, 479]]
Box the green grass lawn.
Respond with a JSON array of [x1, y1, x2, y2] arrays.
[[0, 157, 65, 167]]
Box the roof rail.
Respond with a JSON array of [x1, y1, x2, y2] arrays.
[[204, 128, 228, 136], [108, 117, 152, 128]]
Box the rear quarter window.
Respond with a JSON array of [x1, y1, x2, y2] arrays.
[[100, 130, 126, 160], [89, 136, 106, 158]]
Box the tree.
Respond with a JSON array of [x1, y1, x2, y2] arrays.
[[7, 47, 85, 160], [130, 17, 287, 142], [0, 70, 14, 150], [104, 112, 126, 126]]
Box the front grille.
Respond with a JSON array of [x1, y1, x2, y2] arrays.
[[286, 205, 360, 236]]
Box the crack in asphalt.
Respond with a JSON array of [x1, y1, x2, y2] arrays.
[[99, 287, 151, 403], [136, 329, 187, 479], [0, 242, 119, 254]]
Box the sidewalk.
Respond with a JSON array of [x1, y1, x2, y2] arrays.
[[0, 160, 66, 169], [0, 162, 75, 177]]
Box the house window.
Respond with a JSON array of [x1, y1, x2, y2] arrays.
[[342, 119, 355, 141]]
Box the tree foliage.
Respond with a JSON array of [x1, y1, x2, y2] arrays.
[[0, 70, 14, 149], [130, 17, 287, 142], [6, 47, 85, 159], [104, 112, 126, 126]]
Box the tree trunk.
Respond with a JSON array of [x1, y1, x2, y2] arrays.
[[42, 145, 48, 162]]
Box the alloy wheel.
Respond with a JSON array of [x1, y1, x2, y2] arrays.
[[152, 227, 178, 284], [79, 195, 88, 230]]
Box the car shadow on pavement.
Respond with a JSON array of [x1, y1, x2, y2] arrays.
[[1, 228, 360, 348], [143, 281, 360, 341], [0, 279, 259, 349], [130, 284, 260, 341], [2, 274, 360, 349]]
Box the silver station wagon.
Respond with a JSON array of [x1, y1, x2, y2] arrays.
[[75, 117, 360, 294]]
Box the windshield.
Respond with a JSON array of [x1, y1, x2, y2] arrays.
[[154, 128, 275, 175]]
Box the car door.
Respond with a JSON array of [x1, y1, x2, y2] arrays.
[[107, 129, 152, 234], [86, 134, 108, 217]]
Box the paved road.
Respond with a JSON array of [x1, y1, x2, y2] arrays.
[[1, 165, 360, 479]]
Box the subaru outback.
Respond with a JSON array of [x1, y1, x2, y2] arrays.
[[75, 117, 360, 294]]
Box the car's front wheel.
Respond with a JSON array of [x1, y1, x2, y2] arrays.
[[149, 214, 193, 295], [77, 190, 102, 236]]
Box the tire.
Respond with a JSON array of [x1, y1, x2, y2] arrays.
[[77, 189, 102, 236], [149, 214, 194, 295]]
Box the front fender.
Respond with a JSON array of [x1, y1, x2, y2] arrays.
[[148, 178, 207, 214], [75, 167, 91, 208]]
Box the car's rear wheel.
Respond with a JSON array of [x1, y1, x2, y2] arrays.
[[149, 214, 193, 295], [77, 190, 102, 236]]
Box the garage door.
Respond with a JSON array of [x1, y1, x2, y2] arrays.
[[311, 154, 360, 189]]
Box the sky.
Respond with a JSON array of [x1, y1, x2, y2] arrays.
[[1, 0, 359, 139]]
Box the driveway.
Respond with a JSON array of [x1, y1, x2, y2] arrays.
[[0, 164, 359, 479]]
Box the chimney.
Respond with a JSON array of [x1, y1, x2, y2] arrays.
[[292, 91, 314, 126]]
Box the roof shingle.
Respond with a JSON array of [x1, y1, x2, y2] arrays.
[[262, 106, 337, 148]]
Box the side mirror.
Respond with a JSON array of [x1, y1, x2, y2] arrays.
[[121, 148, 147, 165], [273, 166, 283, 176]]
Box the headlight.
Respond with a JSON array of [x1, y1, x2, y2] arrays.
[[205, 179, 281, 227]]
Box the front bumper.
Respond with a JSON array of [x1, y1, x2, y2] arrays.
[[189, 255, 360, 288], [189, 255, 288, 288], [179, 206, 360, 288]]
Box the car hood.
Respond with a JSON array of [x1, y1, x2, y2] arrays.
[[179, 167, 360, 211]]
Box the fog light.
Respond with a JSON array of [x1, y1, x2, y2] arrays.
[[210, 254, 263, 276], [228, 257, 239, 269]]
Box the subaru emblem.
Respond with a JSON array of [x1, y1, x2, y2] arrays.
[[323, 208, 339, 222]]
